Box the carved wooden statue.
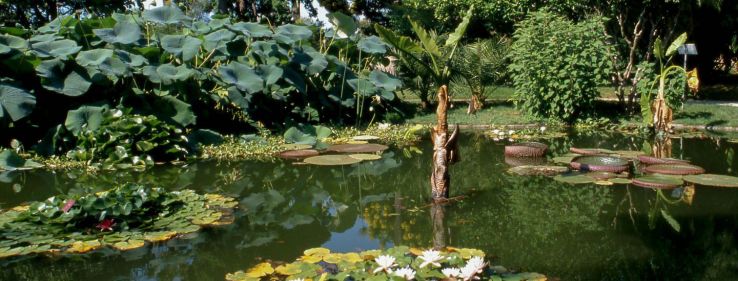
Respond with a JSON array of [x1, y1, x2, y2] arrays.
[[430, 85, 460, 201]]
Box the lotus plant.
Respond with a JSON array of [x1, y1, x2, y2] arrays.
[[373, 255, 397, 274], [393, 266, 417, 280], [418, 249, 444, 268]]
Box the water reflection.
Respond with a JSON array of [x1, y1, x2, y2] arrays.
[[1, 131, 738, 280]]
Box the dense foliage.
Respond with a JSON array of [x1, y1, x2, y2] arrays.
[[508, 11, 610, 122], [452, 37, 510, 113], [0, 5, 400, 165]]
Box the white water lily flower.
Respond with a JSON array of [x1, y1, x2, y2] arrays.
[[418, 250, 444, 268], [441, 267, 461, 278], [466, 256, 486, 272], [540, 126, 547, 132], [460, 256, 486, 280], [393, 266, 416, 280], [459, 265, 480, 281], [373, 255, 396, 273], [492, 129, 500, 135]]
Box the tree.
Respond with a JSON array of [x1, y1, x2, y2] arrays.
[[0, 0, 140, 27]]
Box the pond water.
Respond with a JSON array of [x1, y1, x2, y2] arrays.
[[1, 131, 738, 280]]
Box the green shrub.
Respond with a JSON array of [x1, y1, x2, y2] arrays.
[[508, 11, 610, 122]]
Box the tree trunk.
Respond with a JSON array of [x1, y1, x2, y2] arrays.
[[652, 76, 673, 133], [430, 85, 459, 202], [291, 0, 301, 22], [467, 93, 483, 115], [430, 203, 447, 250]]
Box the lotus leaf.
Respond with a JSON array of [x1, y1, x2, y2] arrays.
[[0, 83, 35, 121], [31, 39, 82, 58], [0, 150, 42, 171], [142, 5, 190, 24], [156, 64, 195, 84], [508, 165, 568, 176], [553, 173, 596, 184], [278, 149, 320, 159], [284, 125, 331, 145], [349, 154, 382, 161], [0, 34, 28, 54], [632, 174, 684, 189], [203, 29, 236, 52], [369, 70, 402, 91], [644, 164, 705, 175], [304, 155, 362, 166], [93, 20, 141, 45], [219, 62, 264, 94], [292, 47, 328, 75], [75, 49, 114, 66], [328, 12, 358, 38], [64, 105, 105, 135], [274, 24, 312, 44], [35, 58, 92, 96], [358, 35, 387, 54], [228, 22, 272, 37], [161, 35, 201, 62], [327, 143, 389, 153], [683, 174, 738, 188]]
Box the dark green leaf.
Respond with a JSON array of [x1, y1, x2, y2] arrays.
[[0, 83, 35, 122]]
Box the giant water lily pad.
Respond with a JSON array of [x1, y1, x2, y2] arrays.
[[610, 150, 646, 159], [644, 164, 705, 175], [0, 185, 236, 259], [683, 174, 738, 188], [633, 174, 684, 189], [554, 173, 596, 184], [609, 178, 633, 185], [508, 165, 569, 176], [304, 155, 362, 166], [278, 149, 319, 159], [570, 147, 612, 155], [348, 154, 382, 161], [327, 143, 389, 153], [637, 155, 689, 165], [552, 156, 576, 164], [570, 156, 629, 173], [505, 156, 547, 167], [505, 142, 548, 157]]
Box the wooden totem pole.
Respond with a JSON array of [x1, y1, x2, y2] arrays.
[[430, 85, 460, 202]]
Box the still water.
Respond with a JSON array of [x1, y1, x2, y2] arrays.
[[1, 131, 738, 280]]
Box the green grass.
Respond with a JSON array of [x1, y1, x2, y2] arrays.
[[405, 103, 541, 125], [674, 103, 738, 127], [399, 83, 619, 102]]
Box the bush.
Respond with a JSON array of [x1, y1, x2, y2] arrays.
[[508, 11, 610, 122]]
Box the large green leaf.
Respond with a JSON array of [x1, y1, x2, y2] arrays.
[[203, 29, 236, 52], [76, 49, 114, 67], [114, 50, 147, 67], [142, 5, 190, 24], [0, 83, 35, 122], [257, 64, 283, 85], [36, 59, 92, 96], [357, 36, 387, 54], [0, 150, 42, 171], [31, 39, 82, 58], [227, 22, 272, 38], [653, 38, 663, 60], [153, 95, 196, 127], [374, 24, 423, 58], [161, 35, 201, 62], [445, 5, 474, 48], [292, 47, 328, 75], [666, 33, 687, 57], [327, 12, 357, 38], [93, 20, 142, 45], [369, 70, 401, 91], [410, 20, 441, 58], [64, 105, 105, 134], [0, 34, 28, 54], [347, 77, 378, 97], [274, 24, 312, 44], [219, 62, 264, 94], [156, 64, 195, 85]]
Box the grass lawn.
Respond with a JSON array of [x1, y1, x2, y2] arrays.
[[404, 103, 541, 125], [399, 83, 620, 101], [674, 103, 738, 127]]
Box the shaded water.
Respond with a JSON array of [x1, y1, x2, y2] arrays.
[[1, 131, 738, 280]]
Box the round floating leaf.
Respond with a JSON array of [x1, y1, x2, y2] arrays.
[[633, 174, 684, 189], [553, 173, 595, 184], [93, 20, 141, 45], [228, 22, 272, 37], [610, 150, 645, 159], [275, 24, 312, 44], [644, 164, 705, 175], [349, 154, 382, 161], [75, 49, 114, 66], [683, 174, 738, 188], [0, 83, 35, 122], [637, 155, 690, 165], [275, 263, 302, 275], [66, 240, 102, 253], [594, 180, 614, 186], [246, 262, 275, 278], [142, 5, 189, 24], [304, 155, 362, 166], [279, 149, 320, 159], [586, 171, 618, 180], [505, 156, 547, 166], [219, 62, 264, 94], [352, 135, 380, 141], [508, 165, 568, 176], [112, 239, 145, 251], [609, 178, 633, 184], [570, 155, 629, 173], [160, 35, 201, 62], [31, 39, 81, 58], [505, 142, 548, 157], [552, 156, 575, 164], [569, 147, 612, 155], [358, 35, 387, 54], [327, 143, 389, 153]]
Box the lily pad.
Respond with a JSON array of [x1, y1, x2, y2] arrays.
[[553, 173, 595, 185], [609, 178, 633, 185], [644, 164, 705, 175], [569, 147, 612, 155], [552, 156, 576, 164], [508, 165, 569, 176], [303, 155, 362, 166], [278, 149, 320, 159], [327, 143, 389, 153], [111, 239, 145, 251], [683, 174, 738, 188], [637, 155, 690, 165], [348, 154, 382, 161], [586, 171, 618, 180], [505, 142, 548, 157], [633, 174, 684, 189], [505, 156, 547, 167], [594, 180, 614, 186], [610, 150, 646, 159], [570, 155, 629, 173]]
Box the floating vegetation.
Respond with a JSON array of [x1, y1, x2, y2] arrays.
[[0, 150, 43, 171], [508, 165, 569, 176], [637, 155, 690, 165], [570, 156, 630, 173], [644, 164, 705, 175], [610, 150, 646, 159], [277, 149, 320, 159], [225, 246, 546, 281], [504, 142, 548, 157], [609, 178, 633, 184], [632, 174, 684, 189], [553, 173, 596, 185], [0, 184, 237, 259], [683, 174, 738, 188], [327, 143, 389, 153], [552, 156, 576, 164], [303, 155, 363, 166], [348, 154, 383, 161], [569, 147, 612, 155], [505, 155, 548, 167]]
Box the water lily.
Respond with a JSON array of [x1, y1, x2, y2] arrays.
[[96, 218, 115, 231], [373, 255, 396, 273], [540, 126, 547, 132], [418, 249, 444, 268], [442, 267, 461, 278], [459, 256, 486, 280], [508, 130, 515, 135], [393, 266, 416, 280], [61, 199, 76, 213], [492, 129, 500, 135]]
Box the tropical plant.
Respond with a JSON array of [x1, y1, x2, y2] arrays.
[[508, 10, 610, 122], [452, 37, 510, 114]]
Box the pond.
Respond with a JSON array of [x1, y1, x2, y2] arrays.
[[2, 131, 738, 280]]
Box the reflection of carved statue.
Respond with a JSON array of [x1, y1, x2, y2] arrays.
[[430, 85, 460, 201]]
